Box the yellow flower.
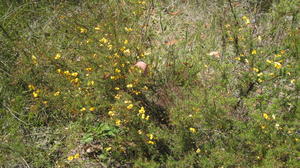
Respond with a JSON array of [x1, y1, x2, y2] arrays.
[[31, 55, 38, 64], [138, 130, 143, 135], [28, 84, 35, 91], [266, 59, 272, 64], [105, 147, 112, 152], [189, 127, 196, 133], [64, 70, 70, 76], [145, 115, 150, 121], [115, 119, 121, 126], [127, 104, 133, 110], [67, 155, 74, 161], [99, 37, 108, 43], [263, 113, 270, 120], [291, 79, 296, 84], [196, 148, 201, 153], [124, 40, 128, 45], [108, 111, 115, 117], [107, 44, 113, 50], [80, 28, 87, 33], [115, 87, 120, 90], [242, 16, 250, 24], [235, 57, 241, 61], [80, 107, 86, 112], [85, 67, 93, 71], [71, 72, 78, 77], [110, 76, 116, 80], [54, 53, 61, 60], [54, 91, 60, 96], [32, 92, 38, 98], [94, 26, 101, 30], [115, 68, 121, 73], [274, 54, 282, 58], [125, 27, 133, 32], [74, 153, 80, 159], [114, 94, 121, 100], [89, 107, 95, 111], [126, 84, 133, 88], [139, 107, 145, 114], [147, 133, 154, 140], [87, 80, 95, 86], [251, 50, 257, 55], [258, 78, 263, 83], [257, 73, 263, 77], [56, 69, 62, 73], [123, 49, 130, 55], [274, 62, 282, 69], [147, 140, 155, 145], [253, 68, 259, 72]]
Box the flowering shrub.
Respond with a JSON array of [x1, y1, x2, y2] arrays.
[[0, 0, 299, 167]]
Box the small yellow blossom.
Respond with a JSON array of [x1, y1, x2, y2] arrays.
[[56, 69, 62, 73], [115, 119, 121, 126], [274, 62, 282, 69], [64, 70, 70, 76], [196, 148, 201, 153], [251, 50, 257, 55], [257, 73, 263, 77], [115, 68, 121, 73], [147, 133, 154, 140], [110, 76, 116, 80], [94, 26, 101, 30], [139, 107, 145, 114], [80, 107, 86, 112], [126, 84, 133, 88], [127, 104, 133, 110], [138, 130, 143, 135], [89, 107, 95, 111], [32, 55, 38, 64], [263, 113, 270, 120], [147, 140, 155, 145], [253, 68, 259, 72], [274, 54, 282, 58], [87, 80, 95, 86], [105, 147, 112, 152], [266, 59, 272, 64], [74, 153, 80, 159], [114, 94, 121, 100], [32, 92, 38, 98], [99, 37, 108, 43], [80, 28, 87, 33], [54, 53, 61, 60], [291, 79, 296, 84], [261, 125, 266, 129], [28, 84, 35, 91], [258, 78, 263, 83], [107, 44, 113, 50], [235, 57, 241, 61], [108, 111, 115, 117], [125, 27, 133, 32], [67, 155, 74, 161], [124, 100, 132, 104], [242, 16, 250, 24], [189, 127, 196, 133], [71, 72, 78, 77], [123, 49, 130, 55], [85, 67, 93, 71], [54, 91, 60, 96], [115, 87, 120, 90], [124, 40, 128, 45]]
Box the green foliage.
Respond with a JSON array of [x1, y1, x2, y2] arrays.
[[0, 0, 299, 167]]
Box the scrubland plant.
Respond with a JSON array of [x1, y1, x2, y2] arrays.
[[0, 0, 299, 167]]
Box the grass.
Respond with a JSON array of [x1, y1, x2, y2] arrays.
[[0, 0, 299, 167]]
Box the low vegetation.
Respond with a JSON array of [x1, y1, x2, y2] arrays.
[[0, 0, 299, 167]]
